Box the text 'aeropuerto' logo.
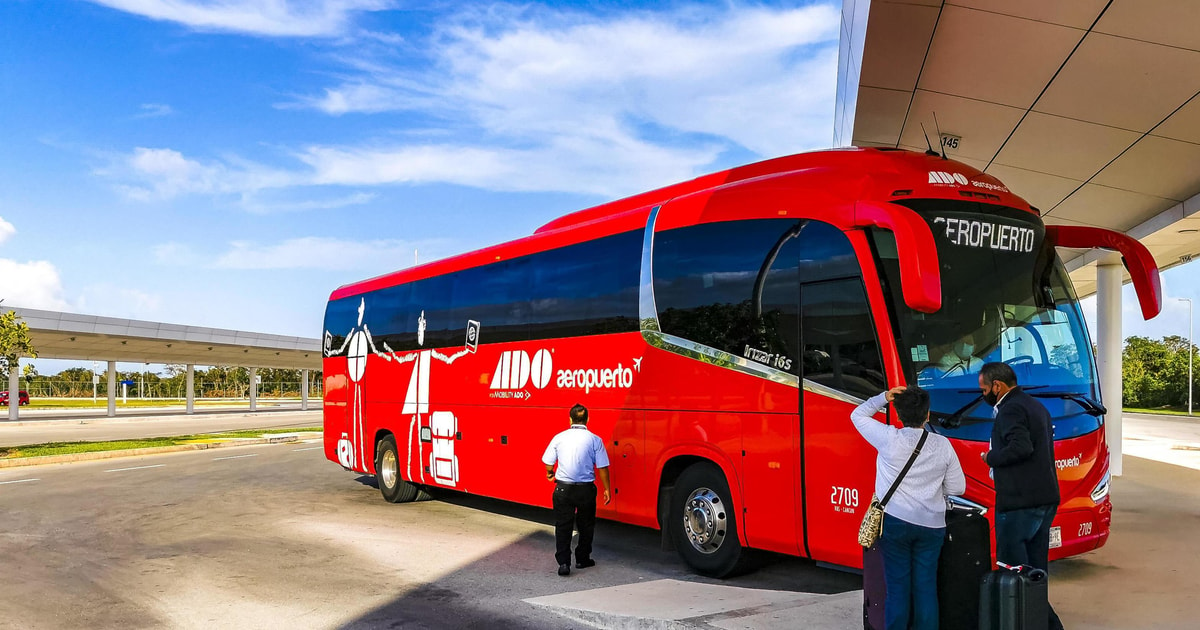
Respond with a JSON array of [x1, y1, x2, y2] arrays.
[[488, 350, 642, 397]]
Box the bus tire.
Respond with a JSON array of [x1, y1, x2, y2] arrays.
[[669, 462, 743, 578], [375, 435, 421, 503]]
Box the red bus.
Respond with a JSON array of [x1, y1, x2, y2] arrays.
[[322, 148, 1160, 577]]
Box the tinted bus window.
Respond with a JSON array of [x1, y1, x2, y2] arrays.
[[800, 278, 885, 399], [654, 219, 810, 371], [324, 230, 641, 351], [529, 231, 641, 339]]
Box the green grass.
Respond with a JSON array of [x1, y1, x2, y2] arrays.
[[0, 426, 321, 459], [1124, 407, 1200, 417], [21, 399, 293, 409]]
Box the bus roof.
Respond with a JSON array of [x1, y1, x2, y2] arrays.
[[330, 147, 1033, 301]]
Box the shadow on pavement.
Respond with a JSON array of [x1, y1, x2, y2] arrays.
[[340, 488, 861, 629]]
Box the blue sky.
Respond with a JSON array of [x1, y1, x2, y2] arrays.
[[0, 0, 840, 373], [0, 0, 1191, 376]]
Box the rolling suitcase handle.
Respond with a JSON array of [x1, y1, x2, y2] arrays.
[[980, 562, 1049, 630]]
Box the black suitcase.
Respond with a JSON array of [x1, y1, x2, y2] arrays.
[[979, 564, 1049, 630], [938, 508, 992, 629], [863, 542, 886, 630]]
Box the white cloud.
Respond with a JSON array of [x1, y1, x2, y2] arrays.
[[101, 4, 840, 201], [154, 237, 449, 271], [291, 3, 840, 196], [153, 242, 200, 266], [87, 0, 394, 37], [0, 216, 15, 245], [103, 147, 298, 202], [134, 103, 174, 118], [298, 4, 839, 153], [240, 191, 377, 213], [76, 286, 163, 319], [298, 138, 719, 197], [0, 259, 70, 311], [213, 237, 439, 270]]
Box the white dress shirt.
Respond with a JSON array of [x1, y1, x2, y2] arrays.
[[850, 393, 967, 529], [542, 424, 610, 483]]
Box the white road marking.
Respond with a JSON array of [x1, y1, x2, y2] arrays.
[[213, 454, 259, 461], [292, 446, 322, 452], [104, 464, 166, 473], [0, 478, 39, 485]]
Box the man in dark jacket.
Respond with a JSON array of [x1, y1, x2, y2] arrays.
[[979, 362, 1065, 630]]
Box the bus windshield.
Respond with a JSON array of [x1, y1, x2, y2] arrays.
[[872, 199, 1100, 442]]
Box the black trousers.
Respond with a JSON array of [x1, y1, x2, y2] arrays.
[[552, 482, 597, 566]]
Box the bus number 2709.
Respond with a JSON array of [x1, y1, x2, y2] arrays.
[[831, 486, 859, 513]]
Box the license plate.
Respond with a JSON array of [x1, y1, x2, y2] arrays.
[[1049, 526, 1062, 549]]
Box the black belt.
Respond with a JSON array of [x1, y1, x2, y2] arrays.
[[556, 480, 594, 486]]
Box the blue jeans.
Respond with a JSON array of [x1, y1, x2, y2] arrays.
[[881, 513, 945, 630], [995, 504, 1055, 570], [995, 505, 1064, 630]]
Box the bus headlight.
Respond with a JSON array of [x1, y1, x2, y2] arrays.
[[1091, 471, 1111, 504]]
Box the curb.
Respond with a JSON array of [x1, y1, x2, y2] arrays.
[[0, 434, 315, 469], [0, 408, 319, 427]]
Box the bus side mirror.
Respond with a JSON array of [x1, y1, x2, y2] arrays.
[[1046, 225, 1162, 320], [854, 201, 942, 314]]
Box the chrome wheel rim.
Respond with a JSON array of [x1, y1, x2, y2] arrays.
[[683, 487, 727, 554], [380, 449, 398, 489]]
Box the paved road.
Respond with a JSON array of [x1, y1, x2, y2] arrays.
[[1122, 412, 1200, 470], [2, 420, 1199, 628], [7, 401, 305, 420], [0, 410, 322, 448], [0, 442, 859, 629]]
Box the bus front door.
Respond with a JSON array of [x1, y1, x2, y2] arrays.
[[799, 276, 889, 569]]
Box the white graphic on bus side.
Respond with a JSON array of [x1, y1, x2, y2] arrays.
[[489, 349, 553, 399], [326, 298, 387, 471], [325, 301, 477, 487]]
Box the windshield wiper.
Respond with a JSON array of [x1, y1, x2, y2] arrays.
[[1029, 391, 1107, 417], [930, 395, 985, 429]]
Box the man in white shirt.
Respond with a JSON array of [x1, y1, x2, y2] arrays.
[[542, 403, 611, 576], [851, 386, 965, 630]]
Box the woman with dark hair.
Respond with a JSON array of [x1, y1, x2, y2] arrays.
[[852, 386, 966, 630]]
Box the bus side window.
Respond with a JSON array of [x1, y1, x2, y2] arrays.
[[653, 219, 807, 371], [800, 278, 886, 400]]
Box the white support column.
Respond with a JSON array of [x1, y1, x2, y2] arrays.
[[1097, 257, 1124, 476], [107, 360, 117, 417], [249, 366, 258, 412], [301, 369, 310, 411], [8, 357, 20, 421], [186, 364, 195, 415]]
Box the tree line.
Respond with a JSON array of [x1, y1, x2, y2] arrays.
[[1122, 335, 1200, 409], [18, 366, 323, 399]]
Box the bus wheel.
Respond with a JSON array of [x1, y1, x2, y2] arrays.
[[669, 463, 743, 578], [375, 435, 423, 503]]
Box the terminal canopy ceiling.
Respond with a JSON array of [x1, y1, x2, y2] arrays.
[[8, 307, 322, 370], [838, 0, 1200, 299]]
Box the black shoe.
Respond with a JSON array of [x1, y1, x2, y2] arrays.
[[575, 558, 595, 569], [557, 564, 571, 576]]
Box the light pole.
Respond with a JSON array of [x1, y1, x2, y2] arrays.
[[1179, 298, 1194, 416]]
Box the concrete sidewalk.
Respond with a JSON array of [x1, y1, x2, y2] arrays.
[[0, 409, 321, 448], [526, 579, 861, 629], [525, 424, 1200, 629]]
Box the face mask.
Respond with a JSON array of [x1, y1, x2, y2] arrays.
[[955, 341, 974, 360], [982, 386, 999, 407]]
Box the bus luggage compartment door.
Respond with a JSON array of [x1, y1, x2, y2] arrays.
[[429, 411, 459, 487]]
